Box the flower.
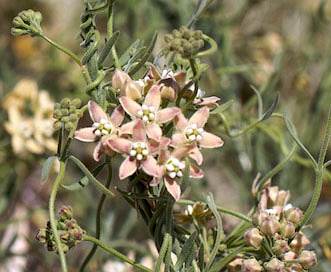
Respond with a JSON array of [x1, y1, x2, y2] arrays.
[[74, 100, 124, 161], [171, 107, 224, 164], [119, 85, 181, 141], [112, 69, 142, 101], [3, 79, 57, 155], [151, 142, 203, 200], [107, 119, 161, 180]]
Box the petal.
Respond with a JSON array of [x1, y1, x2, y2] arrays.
[[194, 96, 220, 108], [119, 120, 136, 135], [174, 112, 188, 131], [172, 144, 195, 160], [132, 119, 146, 142], [88, 100, 108, 123], [141, 156, 162, 177], [156, 107, 181, 123], [188, 107, 209, 128], [107, 137, 131, 154], [190, 164, 204, 179], [119, 157, 138, 180], [199, 132, 224, 148], [122, 79, 142, 101], [74, 127, 97, 142], [189, 147, 203, 165], [109, 105, 125, 127], [112, 69, 131, 90], [171, 133, 187, 146], [144, 85, 161, 110], [164, 177, 181, 201], [150, 176, 161, 186], [146, 123, 162, 141], [93, 141, 103, 161], [119, 97, 141, 117], [148, 138, 161, 154]]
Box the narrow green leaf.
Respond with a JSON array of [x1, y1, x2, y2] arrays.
[[175, 232, 197, 271], [98, 30, 120, 68], [211, 99, 234, 115], [262, 93, 279, 120], [119, 39, 142, 67], [41, 156, 60, 185]]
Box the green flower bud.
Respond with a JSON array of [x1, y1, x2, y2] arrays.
[[72, 98, 82, 108], [47, 240, 57, 251], [64, 122, 74, 130], [280, 220, 296, 239], [53, 109, 62, 119], [193, 30, 203, 40], [272, 239, 290, 256], [12, 9, 43, 37], [164, 34, 173, 43], [60, 98, 71, 108], [264, 258, 285, 272], [76, 110, 83, 118], [59, 206, 73, 220], [65, 219, 77, 229], [68, 114, 77, 122], [60, 109, 69, 116], [61, 116, 69, 123], [11, 28, 30, 36], [36, 228, 47, 244], [172, 29, 181, 38], [252, 210, 268, 226], [53, 121, 62, 130], [284, 207, 303, 225], [69, 105, 76, 113], [54, 103, 61, 110]]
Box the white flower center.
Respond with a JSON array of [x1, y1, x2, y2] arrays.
[[165, 157, 185, 179], [137, 104, 156, 124], [93, 118, 114, 137], [184, 123, 204, 143], [129, 142, 149, 161]]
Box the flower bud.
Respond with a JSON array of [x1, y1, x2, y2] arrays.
[[264, 258, 285, 271], [272, 239, 290, 257], [241, 257, 263, 272], [121, 80, 142, 101], [244, 228, 264, 249], [60, 98, 71, 108], [227, 257, 242, 272], [290, 232, 310, 253], [72, 98, 82, 108], [36, 228, 47, 244], [64, 121, 74, 130], [280, 220, 296, 239], [53, 121, 62, 130], [252, 210, 268, 226], [260, 216, 280, 237], [160, 86, 176, 101], [59, 206, 73, 220], [112, 69, 131, 90], [298, 250, 317, 269], [284, 207, 303, 225]]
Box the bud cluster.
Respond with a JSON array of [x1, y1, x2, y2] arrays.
[[164, 26, 205, 58], [53, 98, 83, 131], [36, 206, 86, 254], [11, 9, 43, 37], [229, 185, 317, 271]]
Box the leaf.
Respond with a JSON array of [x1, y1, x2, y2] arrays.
[[41, 156, 60, 185], [174, 232, 197, 271], [262, 93, 279, 120], [119, 39, 142, 67], [211, 99, 234, 115], [97, 31, 120, 68]]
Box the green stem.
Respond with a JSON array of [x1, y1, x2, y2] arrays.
[[83, 235, 153, 272], [193, 34, 218, 58], [107, 2, 120, 68], [39, 34, 81, 66], [79, 159, 112, 272], [297, 105, 331, 230], [49, 160, 67, 272]]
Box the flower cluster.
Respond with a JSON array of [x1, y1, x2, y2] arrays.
[[3, 79, 57, 155], [74, 67, 224, 200], [228, 185, 317, 271], [36, 206, 86, 254]]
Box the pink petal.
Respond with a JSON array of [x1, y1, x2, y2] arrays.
[[107, 137, 131, 154], [174, 112, 188, 131], [88, 100, 108, 122], [171, 133, 186, 146], [109, 105, 125, 127], [189, 146, 203, 165], [188, 107, 209, 128], [199, 132, 224, 148], [119, 157, 138, 180], [150, 176, 161, 186], [164, 177, 181, 200], [119, 120, 137, 135], [141, 156, 162, 177], [194, 96, 220, 107], [172, 144, 195, 160], [158, 148, 171, 164], [93, 141, 103, 161], [146, 123, 162, 141], [74, 127, 97, 142], [190, 164, 204, 179], [144, 85, 161, 110], [156, 107, 181, 123], [148, 138, 162, 154], [119, 97, 141, 117], [132, 119, 146, 142]]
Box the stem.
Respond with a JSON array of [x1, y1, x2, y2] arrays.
[[83, 235, 153, 272], [107, 2, 120, 68], [79, 159, 112, 272], [297, 106, 331, 230], [39, 34, 81, 66], [49, 160, 67, 272]]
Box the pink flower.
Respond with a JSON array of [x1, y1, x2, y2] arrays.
[[107, 119, 161, 180], [74, 100, 124, 161], [151, 143, 203, 201], [171, 107, 224, 165], [119, 85, 181, 141]]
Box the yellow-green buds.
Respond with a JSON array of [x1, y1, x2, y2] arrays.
[[11, 9, 43, 37], [53, 98, 82, 131]]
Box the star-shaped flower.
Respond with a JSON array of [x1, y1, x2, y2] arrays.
[[74, 101, 124, 161], [119, 85, 181, 141], [171, 107, 224, 165], [107, 119, 161, 180]]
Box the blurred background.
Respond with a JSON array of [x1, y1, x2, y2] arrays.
[[1, 0, 331, 271]]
